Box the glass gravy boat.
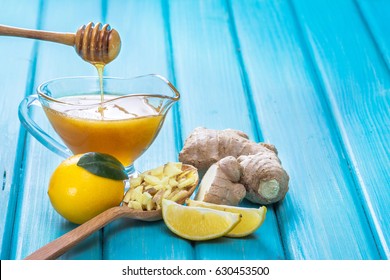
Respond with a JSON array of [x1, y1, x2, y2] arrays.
[[18, 74, 180, 176]]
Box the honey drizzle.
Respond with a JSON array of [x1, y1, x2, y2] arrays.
[[95, 63, 105, 117]]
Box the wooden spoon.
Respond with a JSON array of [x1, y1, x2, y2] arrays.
[[24, 164, 198, 260], [0, 22, 121, 65]]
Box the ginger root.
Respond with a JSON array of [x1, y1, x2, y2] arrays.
[[238, 152, 289, 204], [195, 156, 246, 206], [180, 127, 289, 205], [179, 127, 277, 172]]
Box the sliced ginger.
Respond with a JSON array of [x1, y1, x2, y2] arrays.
[[123, 162, 198, 211], [195, 156, 246, 206]]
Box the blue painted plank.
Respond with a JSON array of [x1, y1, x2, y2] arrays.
[[103, 0, 194, 260], [4, 0, 386, 261], [0, 0, 40, 259], [168, 0, 285, 260], [292, 0, 390, 259], [10, 0, 104, 259], [356, 0, 390, 69], [230, 0, 380, 259]]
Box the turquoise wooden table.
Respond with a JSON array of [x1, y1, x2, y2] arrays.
[[0, 0, 389, 260]]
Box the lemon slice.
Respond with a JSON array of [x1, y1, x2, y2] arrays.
[[162, 199, 241, 241], [186, 199, 267, 237]]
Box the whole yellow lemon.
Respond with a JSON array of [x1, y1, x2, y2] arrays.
[[48, 154, 126, 224]]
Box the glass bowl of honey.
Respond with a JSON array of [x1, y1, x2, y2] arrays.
[[18, 74, 180, 176]]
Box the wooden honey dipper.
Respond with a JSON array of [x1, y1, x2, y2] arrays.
[[0, 22, 121, 65]]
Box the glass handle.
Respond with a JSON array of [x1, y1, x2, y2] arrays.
[[18, 94, 72, 159]]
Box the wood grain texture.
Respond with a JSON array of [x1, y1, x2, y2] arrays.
[[356, 0, 390, 69], [0, 0, 40, 260], [230, 0, 380, 259], [168, 0, 285, 259], [103, 0, 194, 260], [1, 0, 388, 260], [25, 207, 127, 260], [292, 0, 390, 259], [10, 0, 104, 260]]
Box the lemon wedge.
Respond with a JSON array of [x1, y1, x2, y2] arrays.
[[186, 199, 267, 237], [162, 199, 241, 241]]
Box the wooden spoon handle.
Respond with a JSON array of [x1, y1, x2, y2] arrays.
[[24, 207, 126, 260], [0, 24, 75, 46]]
